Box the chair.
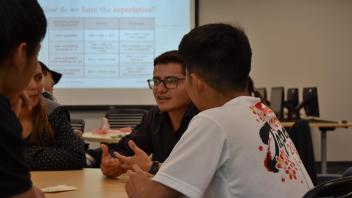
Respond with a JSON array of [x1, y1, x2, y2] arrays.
[[70, 118, 85, 132], [256, 87, 270, 105], [70, 118, 88, 151], [105, 108, 148, 129], [303, 176, 352, 198], [287, 119, 318, 185], [270, 87, 284, 120], [342, 167, 352, 177]]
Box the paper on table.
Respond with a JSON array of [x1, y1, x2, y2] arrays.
[[41, 185, 77, 193]]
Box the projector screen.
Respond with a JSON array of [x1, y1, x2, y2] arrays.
[[37, 0, 196, 105]]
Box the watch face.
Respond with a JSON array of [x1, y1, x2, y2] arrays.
[[149, 161, 159, 175]]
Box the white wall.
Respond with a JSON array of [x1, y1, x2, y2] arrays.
[[199, 0, 352, 161], [73, 0, 352, 161]]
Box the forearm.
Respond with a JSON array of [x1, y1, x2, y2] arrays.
[[109, 141, 133, 157], [129, 181, 180, 198]]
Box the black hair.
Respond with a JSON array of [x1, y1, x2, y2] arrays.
[[248, 76, 254, 95], [39, 60, 62, 84], [0, 0, 47, 63], [247, 76, 267, 104], [178, 23, 252, 92], [39, 61, 49, 75], [154, 50, 185, 74]]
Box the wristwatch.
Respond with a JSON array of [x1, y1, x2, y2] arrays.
[[149, 161, 160, 175]]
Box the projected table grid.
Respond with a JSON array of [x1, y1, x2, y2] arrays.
[[46, 17, 154, 80]]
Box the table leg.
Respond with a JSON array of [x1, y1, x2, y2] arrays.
[[321, 129, 327, 174]]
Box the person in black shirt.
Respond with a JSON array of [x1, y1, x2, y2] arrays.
[[0, 0, 47, 197], [19, 63, 86, 170], [101, 50, 198, 178]]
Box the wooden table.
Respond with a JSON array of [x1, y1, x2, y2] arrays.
[[282, 121, 352, 174], [31, 168, 128, 197], [83, 132, 122, 144]]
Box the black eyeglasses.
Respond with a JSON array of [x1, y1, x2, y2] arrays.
[[147, 76, 185, 89]]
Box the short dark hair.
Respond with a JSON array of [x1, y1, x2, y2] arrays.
[[0, 0, 47, 63], [179, 23, 252, 92], [39, 61, 49, 76], [154, 50, 185, 74], [248, 76, 254, 95], [39, 61, 62, 84]]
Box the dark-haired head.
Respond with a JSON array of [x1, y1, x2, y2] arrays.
[[154, 50, 185, 74], [178, 23, 252, 94], [0, 0, 47, 63], [248, 76, 254, 95], [0, 0, 47, 102]]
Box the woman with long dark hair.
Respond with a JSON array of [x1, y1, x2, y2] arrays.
[[18, 63, 86, 170]]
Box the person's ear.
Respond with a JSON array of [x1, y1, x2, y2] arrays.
[[190, 73, 205, 94], [12, 42, 29, 73]]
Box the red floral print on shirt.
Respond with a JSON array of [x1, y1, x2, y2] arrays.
[[250, 101, 302, 183]]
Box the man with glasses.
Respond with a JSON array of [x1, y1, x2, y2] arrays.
[[125, 24, 313, 198], [100, 50, 198, 178]]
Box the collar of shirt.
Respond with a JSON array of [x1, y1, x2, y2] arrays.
[[158, 102, 199, 134]]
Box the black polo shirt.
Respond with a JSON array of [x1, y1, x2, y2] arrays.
[[0, 95, 32, 197], [110, 103, 198, 162]]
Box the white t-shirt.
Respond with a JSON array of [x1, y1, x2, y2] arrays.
[[153, 96, 313, 198]]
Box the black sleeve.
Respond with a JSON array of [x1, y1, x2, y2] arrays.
[[25, 108, 86, 170], [109, 108, 155, 156], [0, 97, 32, 197]]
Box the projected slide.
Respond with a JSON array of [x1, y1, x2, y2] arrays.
[[38, 0, 193, 88]]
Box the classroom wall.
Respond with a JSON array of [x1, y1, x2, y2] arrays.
[[72, 0, 352, 161], [198, 0, 352, 161]]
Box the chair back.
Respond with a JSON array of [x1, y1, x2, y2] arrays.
[[288, 119, 317, 185], [105, 108, 148, 129], [342, 167, 352, 177], [70, 118, 85, 132], [303, 176, 352, 198]]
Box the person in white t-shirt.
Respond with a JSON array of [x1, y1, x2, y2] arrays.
[[124, 23, 314, 198]]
